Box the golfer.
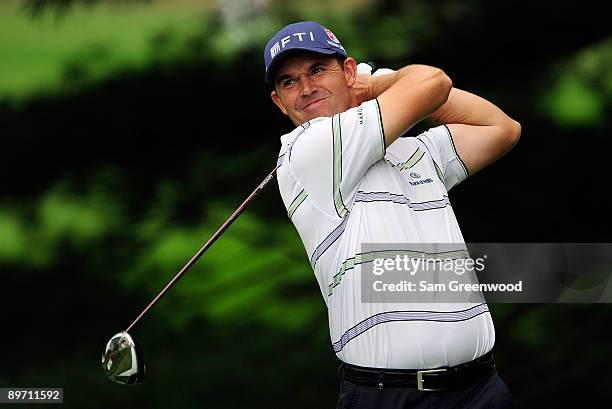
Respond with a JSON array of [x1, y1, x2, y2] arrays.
[[265, 21, 520, 409]]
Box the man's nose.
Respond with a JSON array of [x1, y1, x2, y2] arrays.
[[298, 74, 317, 95]]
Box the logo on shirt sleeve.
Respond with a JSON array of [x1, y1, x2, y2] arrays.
[[357, 107, 364, 125]]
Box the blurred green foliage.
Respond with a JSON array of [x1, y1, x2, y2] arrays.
[[540, 38, 611, 128], [0, 0, 210, 99], [0, 211, 27, 262], [1, 1, 611, 408], [0, 164, 318, 329]]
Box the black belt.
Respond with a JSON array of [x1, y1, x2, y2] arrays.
[[339, 349, 496, 392]]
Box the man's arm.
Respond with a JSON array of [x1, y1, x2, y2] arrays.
[[359, 65, 453, 148], [430, 88, 521, 176], [355, 68, 521, 175]]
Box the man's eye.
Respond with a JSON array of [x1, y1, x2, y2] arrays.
[[312, 67, 324, 75], [282, 79, 295, 88]]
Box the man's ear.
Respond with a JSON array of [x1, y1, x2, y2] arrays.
[[271, 90, 288, 116], [343, 57, 358, 87]]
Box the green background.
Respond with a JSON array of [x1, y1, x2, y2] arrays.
[[1, 0, 611, 407]]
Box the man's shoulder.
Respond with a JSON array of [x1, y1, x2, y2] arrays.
[[277, 120, 317, 170], [280, 120, 313, 144], [279, 116, 332, 150]]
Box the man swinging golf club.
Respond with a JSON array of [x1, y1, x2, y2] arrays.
[[266, 20, 520, 408]]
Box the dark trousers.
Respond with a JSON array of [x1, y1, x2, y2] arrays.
[[336, 368, 513, 409]]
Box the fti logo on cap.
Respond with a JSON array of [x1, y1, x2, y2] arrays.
[[324, 28, 339, 43], [269, 32, 316, 58]]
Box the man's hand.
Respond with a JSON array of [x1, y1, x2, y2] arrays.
[[353, 63, 413, 106], [377, 65, 453, 147], [354, 72, 376, 105]]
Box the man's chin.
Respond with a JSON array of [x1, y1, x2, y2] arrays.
[[293, 113, 317, 124], [291, 107, 337, 125], [300, 108, 333, 122]]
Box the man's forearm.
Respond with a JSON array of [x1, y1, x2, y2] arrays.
[[365, 67, 517, 129], [430, 88, 516, 128]]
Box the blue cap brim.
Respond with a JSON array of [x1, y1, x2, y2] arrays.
[[265, 47, 343, 85]]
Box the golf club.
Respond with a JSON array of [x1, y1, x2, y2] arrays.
[[102, 165, 279, 385]]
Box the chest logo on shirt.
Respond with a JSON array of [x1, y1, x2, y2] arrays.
[[408, 172, 433, 186]]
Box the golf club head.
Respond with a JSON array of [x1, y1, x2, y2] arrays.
[[101, 331, 145, 385]]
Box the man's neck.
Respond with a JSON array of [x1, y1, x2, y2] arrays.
[[349, 90, 360, 108]]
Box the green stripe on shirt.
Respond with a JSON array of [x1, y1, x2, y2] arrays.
[[333, 113, 349, 218], [287, 189, 308, 219], [327, 249, 470, 296], [396, 148, 425, 171]]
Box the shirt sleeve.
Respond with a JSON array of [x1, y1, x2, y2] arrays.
[[359, 64, 468, 191], [287, 99, 386, 218], [416, 125, 469, 191]]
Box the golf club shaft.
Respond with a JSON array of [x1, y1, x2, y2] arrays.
[[125, 165, 279, 333]]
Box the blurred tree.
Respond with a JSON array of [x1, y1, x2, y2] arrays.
[[23, 0, 151, 16], [539, 37, 612, 129]]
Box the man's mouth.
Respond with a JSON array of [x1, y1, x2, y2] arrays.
[[301, 97, 326, 112]]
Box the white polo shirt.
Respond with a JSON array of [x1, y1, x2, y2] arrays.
[[276, 95, 495, 369]]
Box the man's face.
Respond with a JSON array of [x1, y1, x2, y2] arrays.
[[271, 53, 357, 126]]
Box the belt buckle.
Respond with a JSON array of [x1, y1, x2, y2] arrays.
[[416, 368, 447, 391]]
